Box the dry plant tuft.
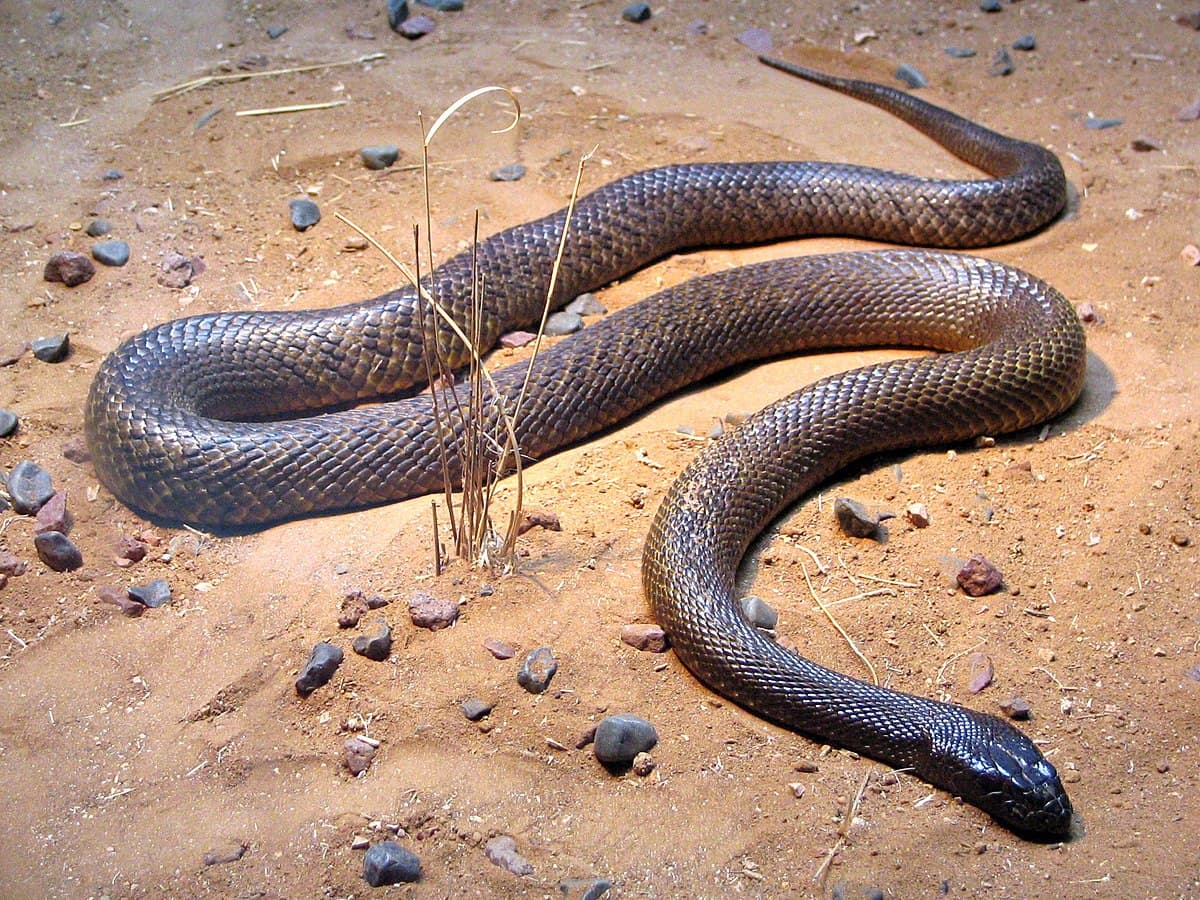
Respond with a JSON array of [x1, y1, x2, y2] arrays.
[[340, 87, 591, 575]]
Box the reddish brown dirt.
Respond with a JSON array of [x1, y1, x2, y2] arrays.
[[1, 1, 1197, 897]]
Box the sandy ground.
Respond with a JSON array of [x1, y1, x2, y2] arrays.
[[1, 0, 1198, 897]]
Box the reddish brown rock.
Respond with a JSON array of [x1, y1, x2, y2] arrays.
[[408, 591, 459, 630], [957, 554, 1003, 597], [43, 250, 95, 286], [620, 623, 669, 653]]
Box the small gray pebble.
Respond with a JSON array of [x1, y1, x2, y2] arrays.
[[0, 409, 17, 437], [352, 623, 393, 661], [289, 199, 321, 231], [102, 168, 123, 181], [295, 642, 344, 696], [490, 163, 526, 182], [622, 2, 651, 22], [360, 144, 400, 170], [484, 835, 533, 876], [418, 0, 462, 9], [990, 47, 1015, 77], [517, 646, 557, 694], [92, 240, 130, 267], [398, 14, 435, 38], [387, 0, 409, 28], [1012, 34, 1036, 51], [48, 10, 64, 24], [461, 698, 494, 721], [128, 578, 172, 608], [944, 46, 977, 58], [561, 877, 614, 900], [1085, 116, 1123, 130], [736, 27, 773, 53], [565, 293, 607, 316], [85, 219, 112, 237], [266, 24, 288, 38], [980, 0, 1002, 11], [739, 595, 779, 630], [34, 531, 83, 572], [895, 64, 927, 89], [32, 334, 70, 363], [544, 310, 583, 336], [594, 713, 658, 765], [362, 840, 421, 886], [7, 460, 55, 514]]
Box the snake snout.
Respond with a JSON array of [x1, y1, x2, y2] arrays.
[[924, 711, 1073, 836]]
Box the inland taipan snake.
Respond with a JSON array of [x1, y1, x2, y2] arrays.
[[85, 58, 1085, 835]]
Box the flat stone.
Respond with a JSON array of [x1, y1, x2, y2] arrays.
[[397, 15, 435, 38], [418, 0, 463, 10], [43, 250, 95, 286], [484, 638, 515, 659], [34, 531, 83, 572], [362, 840, 420, 885], [98, 584, 145, 617], [484, 834, 533, 876], [295, 642, 344, 696], [128, 578, 172, 608], [7, 460, 55, 514], [360, 145, 400, 170], [620, 623, 669, 653], [944, 46, 977, 58], [544, 310, 582, 336], [31, 334, 70, 363], [408, 590, 459, 630], [91, 240, 130, 266], [517, 646, 557, 694], [489, 163, 526, 182], [266, 24, 288, 38], [289, 199, 321, 231], [461, 698, 494, 721], [593, 713, 658, 766], [565, 293, 606, 316]]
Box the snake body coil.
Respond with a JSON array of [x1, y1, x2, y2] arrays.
[[85, 60, 1083, 835]]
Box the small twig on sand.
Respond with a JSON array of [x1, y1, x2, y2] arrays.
[[235, 100, 348, 117], [800, 561, 879, 686], [152, 53, 386, 102], [813, 770, 872, 884]]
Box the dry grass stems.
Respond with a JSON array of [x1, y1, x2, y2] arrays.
[[152, 52, 386, 102], [339, 86, 590, 575]]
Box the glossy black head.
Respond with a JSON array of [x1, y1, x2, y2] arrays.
[[923, 708, 1074, 837]]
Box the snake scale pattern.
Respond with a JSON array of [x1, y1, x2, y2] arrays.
[[85, 58, 1084, 835]]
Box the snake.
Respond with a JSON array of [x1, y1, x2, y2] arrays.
[[84, 58, 1084, 835]]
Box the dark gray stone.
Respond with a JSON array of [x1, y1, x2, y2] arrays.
[[34, 531, 83, 572], [990, 47, 1014, 77], [289, 199, 321, 231], [362, 840, 421, 885], [418, 0, 462, 9], [738, 595, 779, 630], [295, 642, 344, 696], [490, 163, 526, 182], [461, 698, 494, 721], [895, 64, 927, 89], [1012, 34, 1036, 51], [92, 240, 130, 267], [561, 877, 614, 900], [622, 2, 651, 22], [266, 24, 288, 38], [594, 713, 658, 765], [1085, 116, 1123, 130], [7, 460, 55, 514], [360, 145, 400, 170], [517, 646, 557, 694], [102, 168, 123, 181], [0, 409, 17, 437], [85, 219, 112, 237], [980, 0, 1002, 10], [128, 578, 172, 608], [32, 334, 70, 363], [834, 496, 882, 538], [544, 310, 583, 336], [944, 46, 977, 58], [352, 623, 393, 661]]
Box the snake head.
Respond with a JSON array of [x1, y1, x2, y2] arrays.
[[923, 708, 1074, 838]]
